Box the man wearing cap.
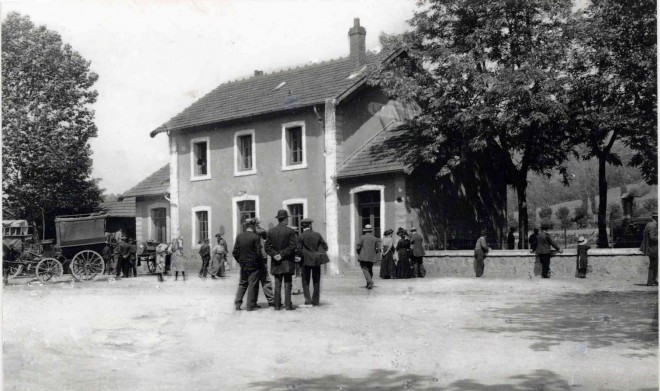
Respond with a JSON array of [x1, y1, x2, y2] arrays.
[[117, 236, 132, 278], [265, 210, 298, 310], [356, 224, 380, 289], [232, 218, 264, 311], [297, 218, 329, 306], [409, 227, 426, 278], [640, 211, 658, 286], [534, 225, 562, 278], [198, 238, 211, 278]]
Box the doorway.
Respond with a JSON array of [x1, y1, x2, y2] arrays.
[[357, 190, 381, 238]]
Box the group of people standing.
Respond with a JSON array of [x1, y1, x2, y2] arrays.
[[232, 209, 329, 311], [358, 225, 426, 288], [102, 236, 138, 278]]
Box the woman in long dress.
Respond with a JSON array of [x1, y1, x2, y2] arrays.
[[379, 229, 396, 279], [395, 228, 412, 279]]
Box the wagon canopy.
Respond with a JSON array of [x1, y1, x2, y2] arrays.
[[55, 214, 107, 248]]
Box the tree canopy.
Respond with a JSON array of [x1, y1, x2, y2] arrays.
[[2, 12, 102, 237]]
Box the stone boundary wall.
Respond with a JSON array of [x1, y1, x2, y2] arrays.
[[422, 249, 650, 280]]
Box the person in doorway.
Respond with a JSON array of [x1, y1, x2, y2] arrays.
[[507, 228, 516, 250], [356, 224, 380, 289], [474, 229, 490, 277], [576, 236, 590, 278], [379, 229, 396, 279], [410, 227, 426, 278], [117, 236, 132, 278], [232, 218, 263, 311], [265, 210, 298, 310], [640, 211, 658, 286], [171, 235, 186, 281], [198, 238, 211, 278], [297, 218, 329, 306], [253, 219, 275, 308], [534, 225, 562, 278], [395, 228, 412, 279]]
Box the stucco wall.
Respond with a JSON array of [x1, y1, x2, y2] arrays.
[[421, 249, 650, 280], [173, 108, 326, 258], [135, 196, 170, 243]]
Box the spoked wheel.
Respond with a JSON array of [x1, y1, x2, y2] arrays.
[[35, 258, 63, 283], [5, 263, 23, 279], [146, 256, 157, 274], [70, 250, 105, 281]]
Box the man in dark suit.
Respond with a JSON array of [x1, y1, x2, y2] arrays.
[[534, 225, 562, 278], [252, 219, 275, 308], [198, 238, 211, 278], [356, 224, 380, 289], [409, 227, 425, 278], [265, 210, 298, 310], [297, 218, 329, 306], [232, 218, 264, 311], [640, 211, 658, 286]]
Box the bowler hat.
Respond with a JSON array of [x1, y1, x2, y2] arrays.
[[276, 209, 289, 219], [363, 224, 373, 232]]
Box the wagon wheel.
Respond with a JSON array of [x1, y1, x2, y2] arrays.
[[70, 250, 105, 281], [5, 263, 23, 279], [35, 258, 63, 283], [147, 256, 158, 274]]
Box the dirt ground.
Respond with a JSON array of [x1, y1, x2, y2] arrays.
[[2, 268, 658, 391]]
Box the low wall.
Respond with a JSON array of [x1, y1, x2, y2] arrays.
[[422, 249, 651, 280]]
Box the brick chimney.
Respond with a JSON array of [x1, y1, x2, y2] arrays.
[[348, 18, 366, 68], [254, 70, 264, 77]]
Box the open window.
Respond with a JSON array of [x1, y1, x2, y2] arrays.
[[191, 137, 210, 180]]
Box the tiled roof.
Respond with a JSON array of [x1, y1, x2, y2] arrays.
[[122, 165, 170, 198], [151, 50, 399, 136], [99, 200, 136, 218], [336, 122, 413, 179]]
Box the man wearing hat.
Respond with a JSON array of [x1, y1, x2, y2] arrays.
[[356, 224, 380, 289], [232, 218, 264, 311], [210, 233, 227, 278], [296, 218, 329, 306], [198, 238, 211, 278], [252, 218, 275, 308], [265, 210, 299, 310], [534, 224, 562, 278], [640, 211, 658, 286], [409, 227, 426, 278]]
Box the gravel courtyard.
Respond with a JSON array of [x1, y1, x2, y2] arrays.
[[3, 269, 658, 391]]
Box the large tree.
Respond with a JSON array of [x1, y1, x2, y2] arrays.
[[2, 12, 102, 238], [569, 0, 657, 247], [371, 0, 576, 247]]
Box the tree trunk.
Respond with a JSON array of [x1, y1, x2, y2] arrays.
[[516, 184, 529, 249], [41, 210, 46, 241], [597, 155, 609, 248]]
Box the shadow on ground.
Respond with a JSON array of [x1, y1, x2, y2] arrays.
[[467, 290, 658, 354], [247, 369, 575, 390]]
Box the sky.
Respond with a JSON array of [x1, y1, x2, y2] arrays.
[[1, 0, 417, 195]]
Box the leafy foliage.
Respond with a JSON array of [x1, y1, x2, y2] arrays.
[[2, 12, 102, 237], [539, 206, 553, 220], [555, 206, 571, 229], [572, 204, 591, 229], [370, 0, 577, 248]]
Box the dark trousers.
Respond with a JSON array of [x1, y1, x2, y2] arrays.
[[302, 265, 321, 305], [474, 249, 485, 277], [234, 266, 260, 310], [412, 256, 424, 278], [360, 261, 374, 287], [130, 258, 137, 277], [648, 255, 658, 285], [273, 273, 293, 309], [199, 256, 210, 276], [539, 254, 552, 278], [116, 257, 129, 278], [253, 263, 274, 306]]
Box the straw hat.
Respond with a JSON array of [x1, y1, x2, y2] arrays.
[[578, 236, 587, 245]]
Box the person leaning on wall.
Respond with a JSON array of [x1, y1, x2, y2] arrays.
[[533, 225, 562, 278], [474, 229, 490, 278]]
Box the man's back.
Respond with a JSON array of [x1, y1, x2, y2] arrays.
[[232, 231, 263, 268], [266, 223, 297, 259], [357, 233, 380, 262], [410, 232, 425, 257], [535, 232, 559, 254]]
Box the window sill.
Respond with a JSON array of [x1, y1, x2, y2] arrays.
[[190, 175, 212, 182], [281, 163, 308, 171], [234, 169, 257, 177]]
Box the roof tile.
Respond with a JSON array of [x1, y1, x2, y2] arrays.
[[123, 165, 170, 198]]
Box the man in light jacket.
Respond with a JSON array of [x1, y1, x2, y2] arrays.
[[410, 227, 426, 278], [356, 224, 380, 289]]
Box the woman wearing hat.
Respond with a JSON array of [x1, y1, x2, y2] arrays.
[[576, 236, 590, 278], [170, 235, 186, 281], [379, 229, 396, 279], [395, 228, 413, 279]]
